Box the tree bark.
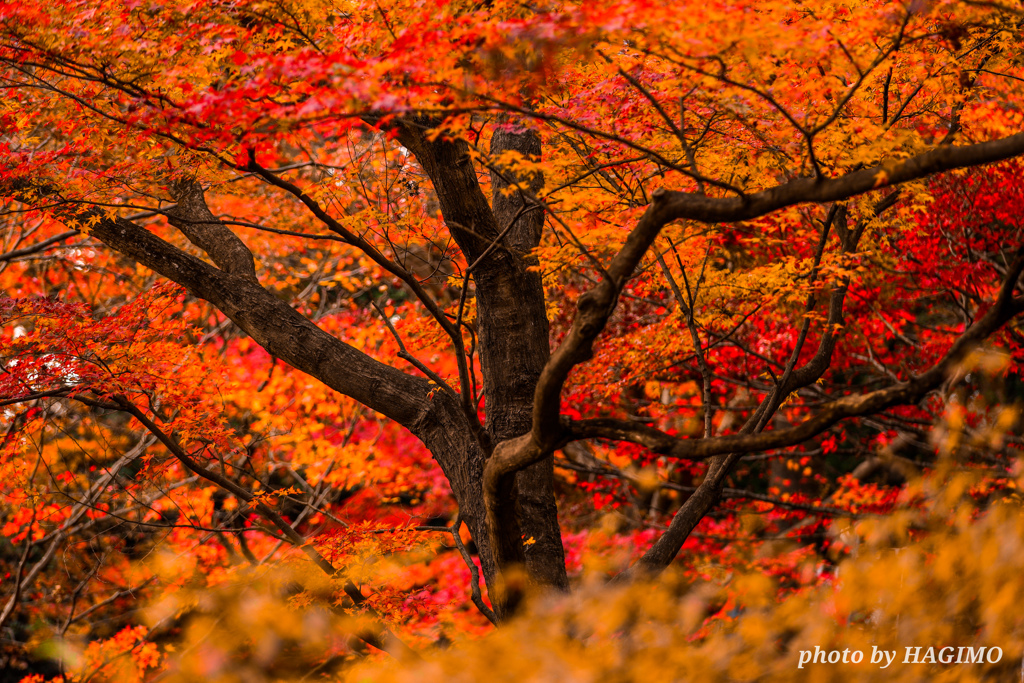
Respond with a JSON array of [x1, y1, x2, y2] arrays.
[[396, 119, 568, 595], [489, 124, 568, 593]]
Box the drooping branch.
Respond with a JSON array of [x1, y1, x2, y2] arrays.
[[451, 514, 499, 626], [370, 298, 459, 397]]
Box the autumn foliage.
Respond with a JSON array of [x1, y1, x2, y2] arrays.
[[0, 0, 1023, 680]]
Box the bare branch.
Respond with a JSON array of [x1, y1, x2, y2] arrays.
[[0, 229, 79, 262], [452, 514, 498, 626]]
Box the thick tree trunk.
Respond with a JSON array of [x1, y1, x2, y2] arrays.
[[487, 125, 568, 592], [59, 114, 573, 618], [81, 201, 516, 608], [396, 118, 568, 596]]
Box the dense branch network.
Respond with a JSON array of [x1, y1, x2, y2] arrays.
[[482, 132, 1024, 579]]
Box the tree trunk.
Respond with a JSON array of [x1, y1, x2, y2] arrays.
[[487, 124, 568, 592], [395, 119, 568, 598]]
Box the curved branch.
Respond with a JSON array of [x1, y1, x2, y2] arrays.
[[451, 514, 499, 626], [524, 132, 1024, 455], [481, 132, 1024, 585], [573, 262, 1023, 462]]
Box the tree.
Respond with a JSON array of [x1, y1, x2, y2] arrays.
[[0, 0, 1023, 677]]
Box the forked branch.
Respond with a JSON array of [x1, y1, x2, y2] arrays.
[[481, 132, 1024, 587]]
